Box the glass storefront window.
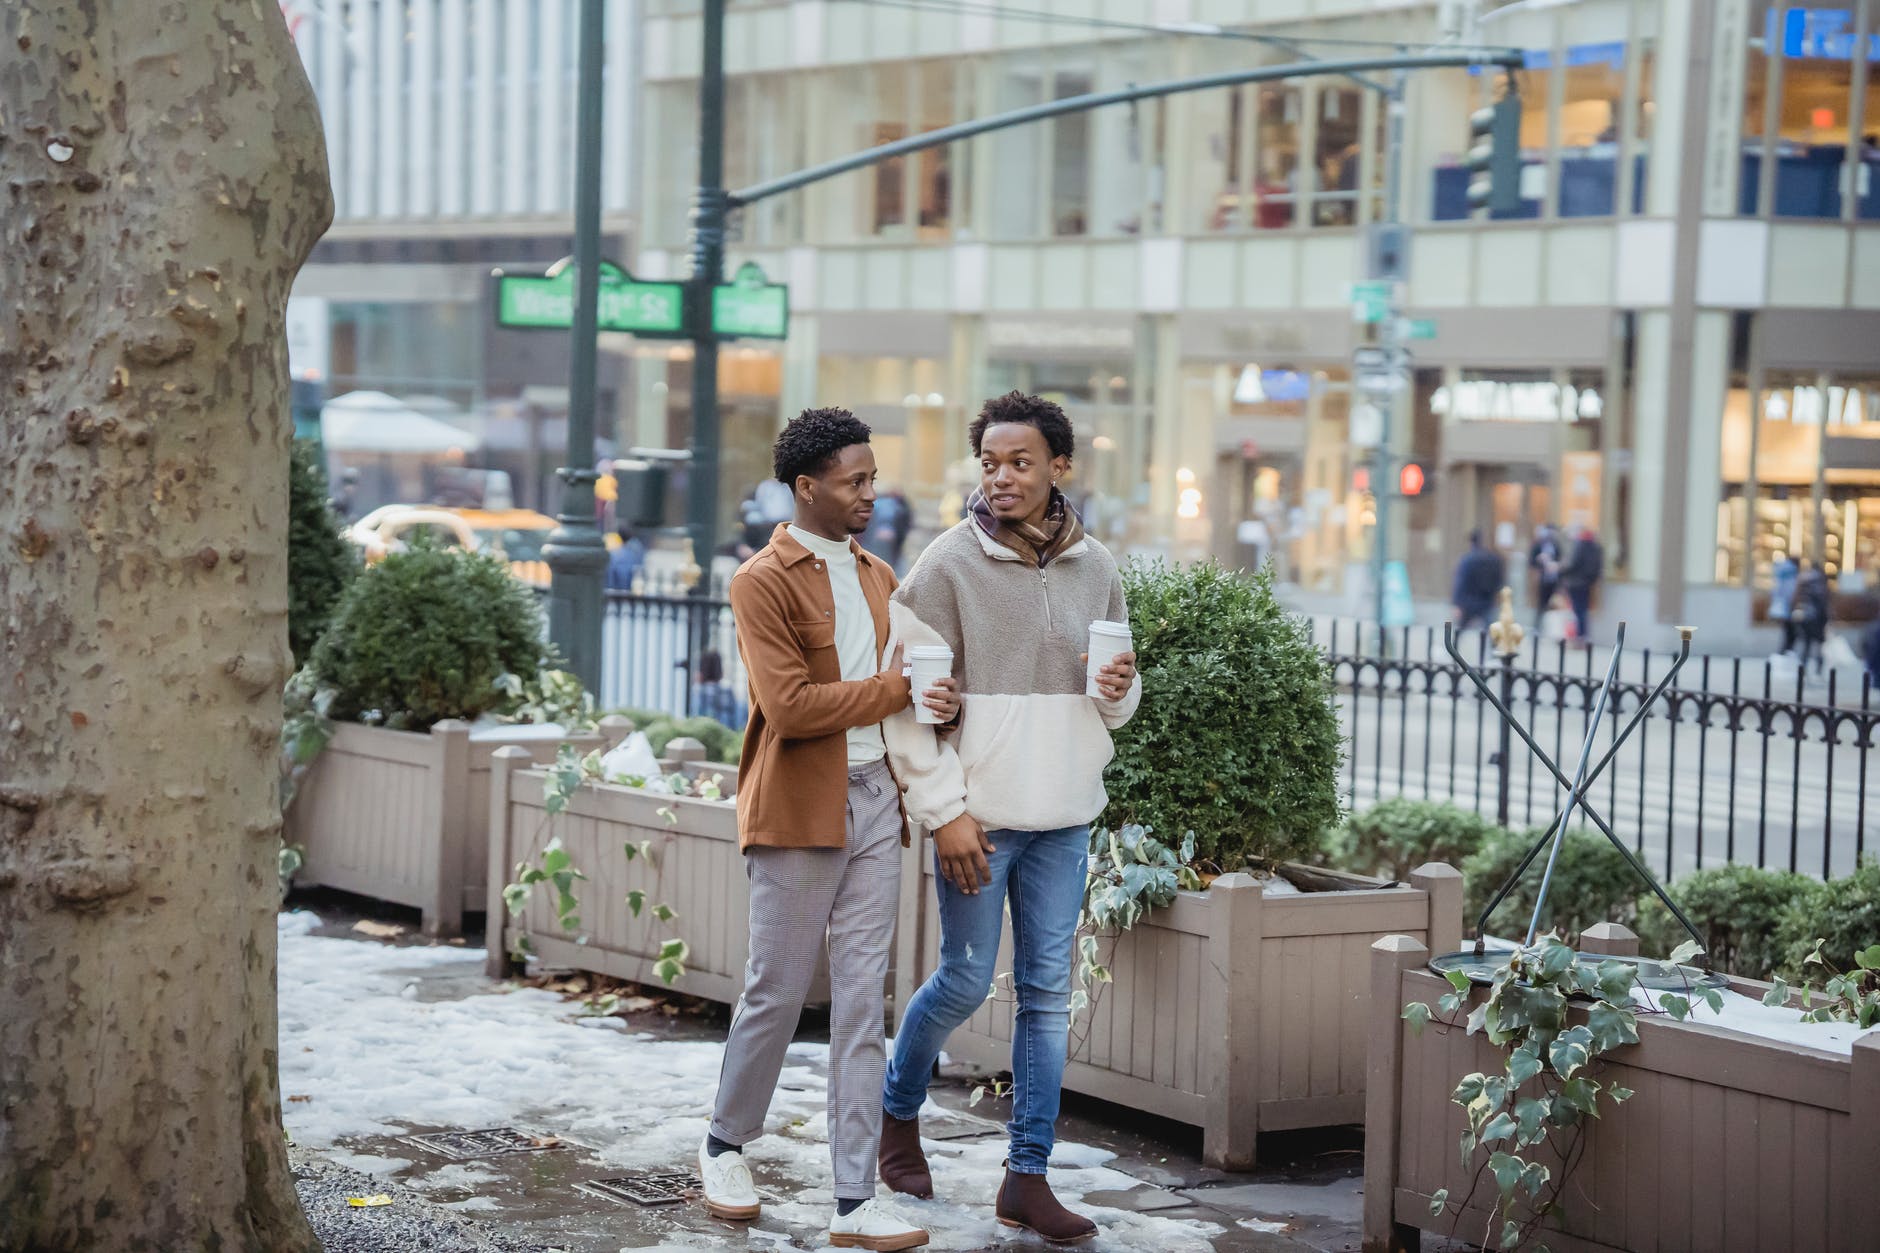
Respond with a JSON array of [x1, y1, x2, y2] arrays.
[[1861, 19, 1880, 219], [1557, 44, 1626, 217], [1311, 86, 1362, 226], [1254, 84, 1302, 228], [989, 59, 1045, 240], [915, 61, 958, 239], [1051, 68, 1094, 236], [1742, 2, 1875, 219], [870, 70, 908, 234]]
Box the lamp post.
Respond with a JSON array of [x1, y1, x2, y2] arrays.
[[540, 0, 609, 692]]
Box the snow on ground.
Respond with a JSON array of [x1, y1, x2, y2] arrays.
[[277, 911, 1225, 1251]]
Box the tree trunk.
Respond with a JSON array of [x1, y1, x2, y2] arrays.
[[1, 3, 332, 1248]]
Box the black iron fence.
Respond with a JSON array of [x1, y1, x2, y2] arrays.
[[1315, 620, 1878, 882], [591, 591, 1878, 881]]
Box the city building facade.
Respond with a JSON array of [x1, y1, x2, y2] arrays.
[[634, 0, 1880, 646]]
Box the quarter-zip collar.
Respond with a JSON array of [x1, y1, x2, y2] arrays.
[[967, 513, 1089, 564]]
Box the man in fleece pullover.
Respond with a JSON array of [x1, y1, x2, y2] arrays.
[[877, 391, 1140, 1246]]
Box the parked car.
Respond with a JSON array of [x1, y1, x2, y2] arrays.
[[346, 504, 591, 585]]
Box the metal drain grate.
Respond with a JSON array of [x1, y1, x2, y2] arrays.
[[576, 1173, 703, 1206], [398, 1127, 567, 1160]]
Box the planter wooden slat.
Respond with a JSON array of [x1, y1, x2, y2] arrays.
[[286, 719, 621, 936], [1363, 933, 1880, 1253], [485, 754, 832, 1008], [895, 844, 1464, 1168]]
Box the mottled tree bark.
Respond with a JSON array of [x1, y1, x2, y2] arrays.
[[0, 2, 332, 1249]]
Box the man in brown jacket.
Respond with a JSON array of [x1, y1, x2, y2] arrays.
[[699, 408, 956, 1253]]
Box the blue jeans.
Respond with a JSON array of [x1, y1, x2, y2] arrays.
[[883, 824, 1089, 1175]]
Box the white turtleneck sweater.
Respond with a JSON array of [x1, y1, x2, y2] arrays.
[[786, 525, 886, 767]]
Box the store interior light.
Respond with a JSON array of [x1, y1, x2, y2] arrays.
[[1176, 466, 1196, 485], [1093, 435, 1117, 451], [903, 392, 923, 407], [1177, 487, 1203, 519], [925, 392, 945, 407]]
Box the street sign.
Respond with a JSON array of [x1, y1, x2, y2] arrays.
[[496, 259, 686, 336], [1349, 280, 1392, 324], [1350, 402, 1384, 449], [1381, 560, 1415, 627], [712, 262, 789, 340], [1403, 317, 1438, 340], [1353, 344, 1411, 395]]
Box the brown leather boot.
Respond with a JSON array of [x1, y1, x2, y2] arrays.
[[877, 1110, 933, 1199], [995, 1168, 1096, 1245]]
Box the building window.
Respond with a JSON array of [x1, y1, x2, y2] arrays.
[[1743, 2, 1876, 219], [1051, 68, 1094, 237], [1557, 43, 1627, 217], [989, 59, 1045, 240], [1311, 86, 1362, 226], [1254, 84, 1302, 228]]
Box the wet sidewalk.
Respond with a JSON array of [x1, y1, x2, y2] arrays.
[[282, 895, 1389, 1253]]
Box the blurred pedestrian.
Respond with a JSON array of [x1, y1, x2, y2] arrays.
[[1451, 530, 1503, 631], [1863, 612, 1880, 687], [1528, 523, 1563, 627], [1795, 560, 1831, 674], [1769, 552, 1800, 656], [1562, 527, 1605, 643], [605, 525, 646, 592], [689, 649, 748, 728]]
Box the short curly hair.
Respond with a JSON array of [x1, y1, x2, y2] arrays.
[[773, 407, 872, 485], [969, 391, 1075, 461]]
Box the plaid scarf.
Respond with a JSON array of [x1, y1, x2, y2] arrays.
[[968, 486, 1085, 568]]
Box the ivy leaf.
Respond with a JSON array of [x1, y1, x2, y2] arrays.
[[626, 889, 646, 917], [969, 1086, 986, 1108], [1659, 992, 1692, 1021], [1069, 989, 1090, 1014], [652, 903, 677, 923], [1488, 1151, 1523, 1199], [1402, 1002, 1431, 1036], [658, 938, 689, 963], [1458, 1130, 1477, 1171], [1537, 940, 1576, 980], [1428, 1188, 1448, 1217], [1586, 1001, 1639, 1052], [1438, 991, 1466, 1016], [622, 842, 640, 862], [1452, 1074, 1487, 1106], [1444, 968, 1473, 993], [1547, 1025, 1594, 1079], [1508, 1044, 1543, 1087], [653, 956, 684, 985], [1520, 1160, 1551, 1198], [1595, 959, 1637, 1004], [502, 882, 530, 918], [1480, 1111, 1518, 1146], [1607, 1084, 1634, 1104], [1500, 1220, 1523, 1250], [540, 842, 572, 876], [1668, 939, 1704, 967], [1557, 1076, 1601, 1120], [1700, 988, 1725, 1015], [1762, 977, 1791, 1008], [1855, 945, 1880, 972], [1513, 1095, 1549, 1146]]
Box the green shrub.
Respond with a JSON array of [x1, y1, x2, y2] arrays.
[[287, 441, 358, 668], [1324, 798, 1497, 881], [1633, 864, 1825, 979], [1103, 560, 1343, 870], [1462, 826, 1640, 943], [642, 715, 743, 763], [1775, 859, 1880, 981], [308, 543, 545, 730]]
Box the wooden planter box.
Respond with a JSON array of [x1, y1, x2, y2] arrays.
[[1363, 929, 1880, 1253], [285, 718, 623, 936], [890, 839, 1464, 1168], [483, 749, 812, 1005]]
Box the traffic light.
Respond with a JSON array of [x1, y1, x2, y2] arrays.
[[1398, 462, 1425, 497], [1466, 75, 1522, 218]]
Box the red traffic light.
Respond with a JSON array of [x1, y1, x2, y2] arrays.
[[1399, 463, 1425, 497], [1352, 467, 1371, 493]]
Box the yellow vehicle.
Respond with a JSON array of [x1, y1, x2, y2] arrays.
[[347, 505, 606, 585]]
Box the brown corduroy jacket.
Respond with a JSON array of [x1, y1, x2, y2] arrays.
[[729, 525, 912, 851]]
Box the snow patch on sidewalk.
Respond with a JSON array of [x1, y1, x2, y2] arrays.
[[277, 926, 1226, 1251]]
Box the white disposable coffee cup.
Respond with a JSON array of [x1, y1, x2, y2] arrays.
[[1086, 620, 1133, 698], [906, 645, 955, 724]]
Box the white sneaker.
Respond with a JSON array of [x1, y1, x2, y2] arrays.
[[829, 1197, 930, 1251], [698, 1137, 760, 1221]]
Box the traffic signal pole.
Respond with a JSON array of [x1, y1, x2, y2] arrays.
[[1372, 68, 1409, 634], [543, 0, 609, 693]]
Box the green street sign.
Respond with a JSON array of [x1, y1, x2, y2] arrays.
[[1349, 280, 1392, 325], [712, 262, 789, 340], [496, 259, 685, 336], [1404, 317, 1438, 340]]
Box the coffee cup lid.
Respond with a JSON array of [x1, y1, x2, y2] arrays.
[[1088, 620, 1132, 637], [906, 644, 954, 660]]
